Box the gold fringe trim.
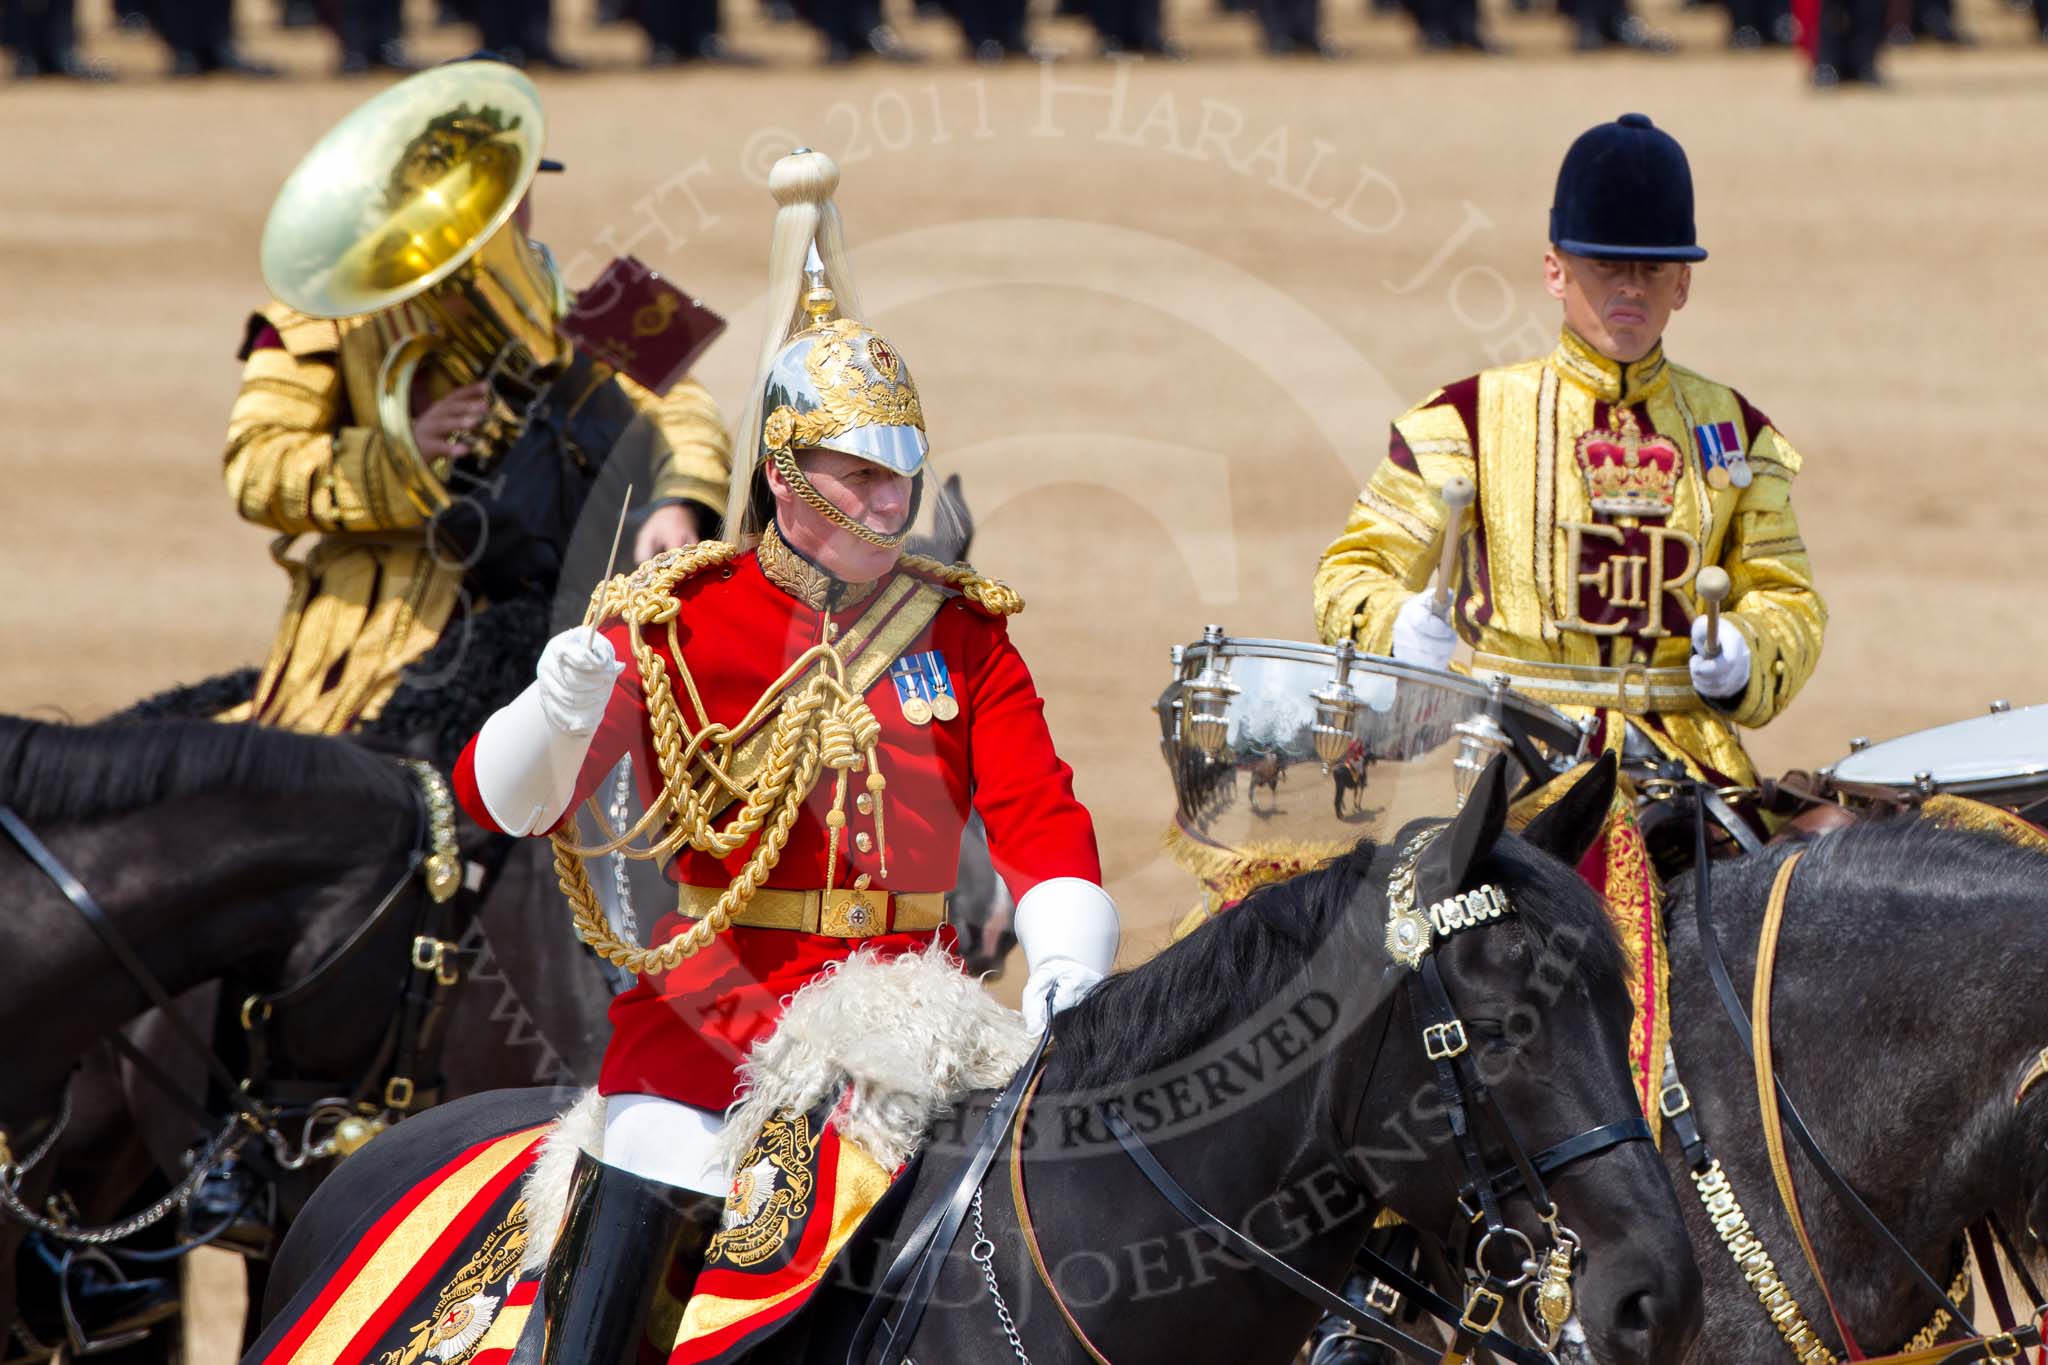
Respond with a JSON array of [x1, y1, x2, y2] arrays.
[[1160, 823, 1356, 907], [1923, 794, 2048, 857]]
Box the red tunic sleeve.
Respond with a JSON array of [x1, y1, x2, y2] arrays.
[[955, 606, 1102, 898]]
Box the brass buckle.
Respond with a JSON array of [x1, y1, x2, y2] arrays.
[[821, 889, 887, 938], [240, 994, 273, 1031], [1659, 1081, 1692, 1118], [1365, 1280, 1401, 1315], [1986, 1334, 2023, 1360], [384, 1076, 416, 1111], [1423, 1020, 1469, 1061], [411, 936, 460, 986], [1460, 1285, 1506, 1333]]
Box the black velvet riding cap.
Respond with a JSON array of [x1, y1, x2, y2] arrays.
[[1548, 113, 1707, 263]]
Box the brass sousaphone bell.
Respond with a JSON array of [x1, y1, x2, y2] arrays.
[[259, 60, 570, 513]]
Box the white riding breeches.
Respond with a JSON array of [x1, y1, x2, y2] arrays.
[[602, 1094, 729, 1196]]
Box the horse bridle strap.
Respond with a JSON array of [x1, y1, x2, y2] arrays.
[[1750, 852, 1864, 1356], [1686, 788, 2044, 1364], [1478, 1118, 1655, 1199], [241, 761, 470, 1113], [1101, 1107, 1550, 1365], [0, 804, 269, 1134], [846, 1020, 1054, 1365]]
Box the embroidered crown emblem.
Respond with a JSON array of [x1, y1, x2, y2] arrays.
[[1574, 407, 1682, 519]]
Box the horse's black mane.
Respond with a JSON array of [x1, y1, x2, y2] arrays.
[[1048, 827, 1623, 1091], [0, 713, 416, 823]]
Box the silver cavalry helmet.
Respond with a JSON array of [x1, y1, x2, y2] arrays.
[[757, 256, 928, 475]]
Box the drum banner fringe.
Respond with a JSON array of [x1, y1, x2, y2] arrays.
[[1509, 765, 1669, 1135], [1922, 794, 2048, 857], [664, 1096, 896, 1364], [250, 1127, 547, 1365], [1162, 822, 1358, 939]]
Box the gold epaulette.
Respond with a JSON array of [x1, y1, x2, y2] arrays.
[[895, 554, 1023, 618], [582, 540, 740, 628]]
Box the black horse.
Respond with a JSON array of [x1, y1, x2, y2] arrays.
[[253, 760, 1701, 1364], [0, 715, 613, 1351], [1663, 818, 2048, 1362]]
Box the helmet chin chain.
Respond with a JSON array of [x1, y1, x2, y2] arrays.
[[770, 444, 917, 550]]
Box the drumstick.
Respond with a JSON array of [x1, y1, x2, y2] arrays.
[[1432, 477, 1476, 619], [1696, 566, 1730, 660]]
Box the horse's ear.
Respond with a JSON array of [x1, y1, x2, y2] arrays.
[[1416, 754, 1511, 900], [1520, 754, 1619, 870]]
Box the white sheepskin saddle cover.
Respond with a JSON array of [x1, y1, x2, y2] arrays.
[[519, 941, 1031, 1272]]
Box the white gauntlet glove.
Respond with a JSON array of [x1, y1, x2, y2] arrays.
[[1689, 615, 1752, 701], [536, 628, 624, 735], [1014, 878, 1120, 1034], [470, 628, 624, 835], [1390, 593, 1458, 670]]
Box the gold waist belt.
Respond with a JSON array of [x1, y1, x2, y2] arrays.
[[1469, 653, 1703, 717], [675, 883, 947, 938]]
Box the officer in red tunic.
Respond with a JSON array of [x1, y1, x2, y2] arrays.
[[451, 149, 1117, 1364]]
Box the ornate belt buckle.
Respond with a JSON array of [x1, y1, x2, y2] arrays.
[[822, 889, 886, 938]]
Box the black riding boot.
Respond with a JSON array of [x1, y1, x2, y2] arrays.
[[536, 1152, 724, 1365]]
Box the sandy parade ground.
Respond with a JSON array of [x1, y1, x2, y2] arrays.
[[5, 0, 2048, 1349]]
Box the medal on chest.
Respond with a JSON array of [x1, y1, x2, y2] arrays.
[[1692, 420, 1754, 491], [1558, 404, 1702, 641], [888, 650, 958, 726]]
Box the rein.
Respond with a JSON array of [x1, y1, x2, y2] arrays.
[[0, 760, 468, 1246], [847, 1020, 1056, 1365], [1682, 785, 2048, 1365], [999, 827, 1650, 1365], [239, 761, 472, 1118]]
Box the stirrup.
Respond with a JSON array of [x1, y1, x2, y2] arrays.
[[535, 1151, 724, 1365]]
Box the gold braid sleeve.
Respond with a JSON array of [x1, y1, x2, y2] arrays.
[[1313, 399, 1477, 651], [550, 539, 897, 977], [1714, 424, 1826, 730], [619, 374, 733, 517], [223, 310, 429, 534]]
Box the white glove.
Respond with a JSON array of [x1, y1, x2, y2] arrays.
[[1390, 593, 1458, 670], [1689, 615, 1752, 700], [536, 627, 624, 736], [470, 628, 624, 835], [1013, 878, 1120, 1034]]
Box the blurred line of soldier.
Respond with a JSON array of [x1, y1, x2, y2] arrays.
[[6, 0, 2044, 81], [0, 0, 582, 79], [3, 0, 282, 76]]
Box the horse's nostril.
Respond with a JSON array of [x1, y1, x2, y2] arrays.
[[1610, 1272, 1705, 1360]]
